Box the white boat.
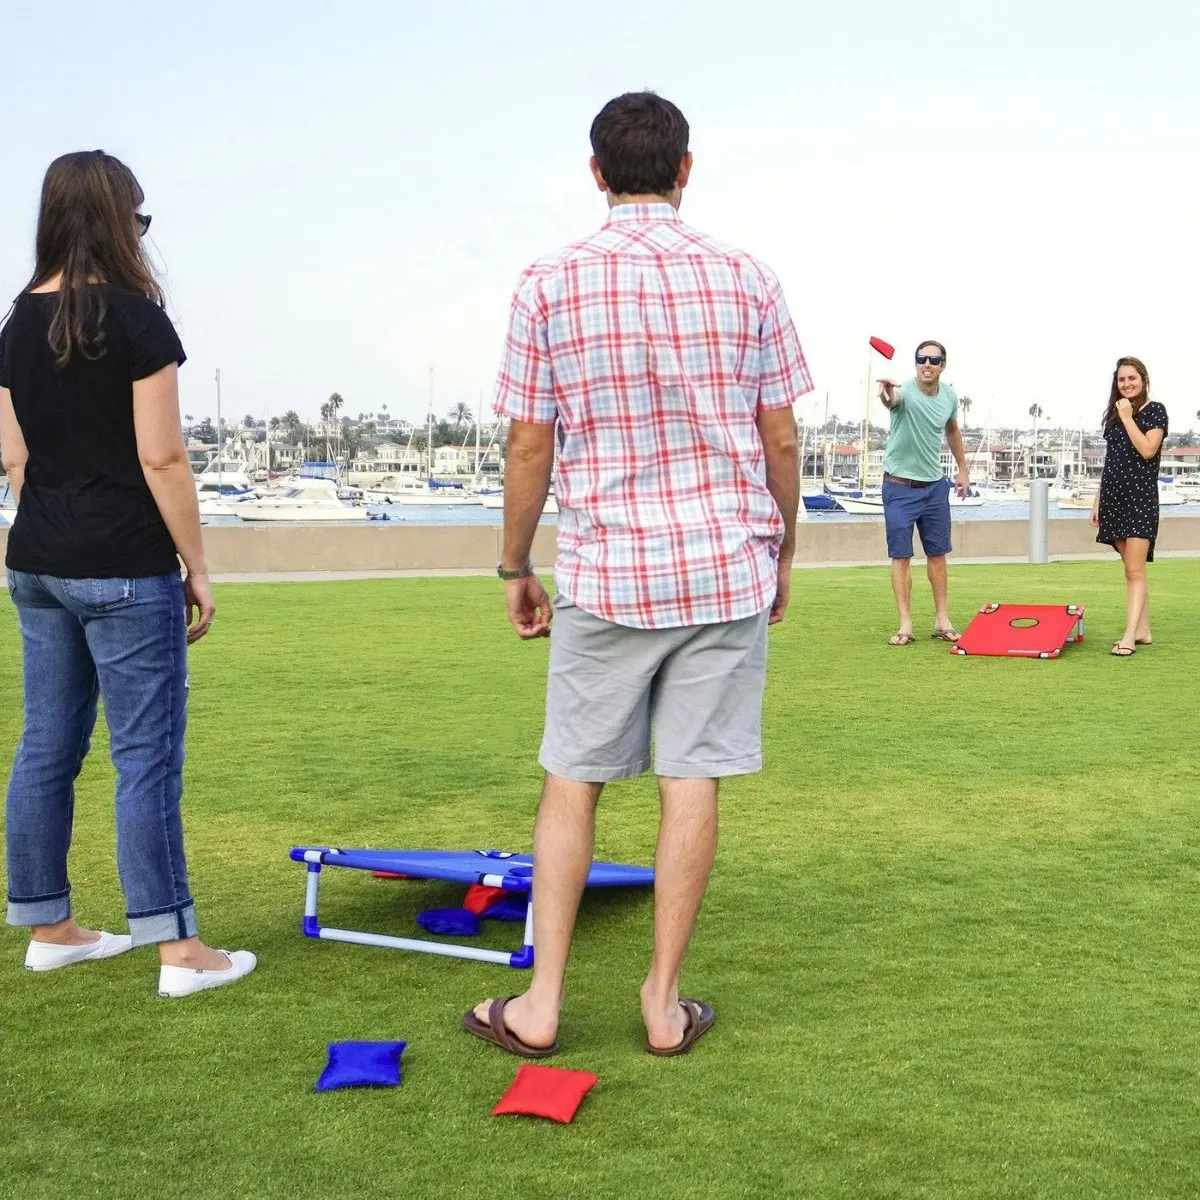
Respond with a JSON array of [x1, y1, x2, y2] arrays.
[[1056, 489, 1097, 510], [948, 487, 985, 508], [981, 482, 1029, 503], [1159, 478, 1184, 506], [833, 494, 884, 514], [235, 477, 367, 522], [194, 456, 258, 516], [365, 479, 481, 507], [480, 491, 558, 515]]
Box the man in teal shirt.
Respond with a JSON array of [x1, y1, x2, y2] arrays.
[[877, 340, 970, 646]]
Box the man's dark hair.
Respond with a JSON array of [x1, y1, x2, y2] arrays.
[[915, 340, 947, 362], [589, 92, 689, 197]]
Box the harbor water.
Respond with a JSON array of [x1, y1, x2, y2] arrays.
[[194, 501, 1200, 528]]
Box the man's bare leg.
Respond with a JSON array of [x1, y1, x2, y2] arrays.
[[641, 775, 719, 1050], [472, 773, 600, 1047], [927, 554, 955, 635], [889, 558, 913, 643]]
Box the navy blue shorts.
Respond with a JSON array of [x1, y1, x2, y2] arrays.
[[882, 477, 953, 559]]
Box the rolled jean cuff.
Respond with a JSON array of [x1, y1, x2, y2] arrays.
[[7, 888, 72, 927], [128, 902, 197, 947]]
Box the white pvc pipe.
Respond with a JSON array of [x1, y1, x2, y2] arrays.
[[316, 925, 515, 964]]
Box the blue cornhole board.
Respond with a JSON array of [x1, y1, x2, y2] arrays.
[[290, 847, 654, 968]]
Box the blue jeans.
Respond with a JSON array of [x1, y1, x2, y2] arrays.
[[5, 571, 197, 945]]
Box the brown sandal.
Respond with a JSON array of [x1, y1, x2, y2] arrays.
[[646, 998, 715, 1057], [462, 996, 559, 1058], [930, 628, 961, 643]]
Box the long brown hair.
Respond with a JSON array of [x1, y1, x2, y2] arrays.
[[1102, 357, 1150, 429], [26, 150, 164, 367]]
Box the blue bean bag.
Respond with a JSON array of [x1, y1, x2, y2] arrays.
[[315, 1040, 407, 1091], [416, 908, 480, 937]]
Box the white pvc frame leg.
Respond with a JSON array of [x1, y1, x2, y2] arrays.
[[301, 852, 535, 968]]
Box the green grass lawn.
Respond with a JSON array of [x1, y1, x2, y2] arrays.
[[2, 561, 1200, 1199]]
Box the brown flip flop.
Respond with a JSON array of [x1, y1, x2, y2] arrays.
[[462, 996, 559, 1059], [646, 998, 715, 1057], [930, 628, 961, 643]]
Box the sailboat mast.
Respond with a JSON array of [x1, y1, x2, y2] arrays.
[[861, 347, 872, 493], [427, 367, 434, 478], [823, 391, 830, 485], [214, 367, 223, 489]]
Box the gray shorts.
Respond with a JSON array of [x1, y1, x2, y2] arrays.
[[539, 599, 771, 783]]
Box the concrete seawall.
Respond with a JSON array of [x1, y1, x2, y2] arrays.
[[4, 517, 1200, 575]]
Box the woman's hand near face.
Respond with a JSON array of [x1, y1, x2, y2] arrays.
[[1116, 397, 1133, 422]]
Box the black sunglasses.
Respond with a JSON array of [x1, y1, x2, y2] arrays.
[[135, 213, 152, 238], [915, 354, 944, 365]]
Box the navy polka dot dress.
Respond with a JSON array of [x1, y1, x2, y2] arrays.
[[1097, 400, 1169, 561]]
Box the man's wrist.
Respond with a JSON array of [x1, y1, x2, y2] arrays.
[[497, 559, 533, 581]]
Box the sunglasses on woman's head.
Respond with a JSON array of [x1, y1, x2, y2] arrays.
[[135, 213, 152, 237], [915, 354, 943, 365]]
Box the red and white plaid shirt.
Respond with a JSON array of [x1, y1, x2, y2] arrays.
[[494, 203, 812, 630]]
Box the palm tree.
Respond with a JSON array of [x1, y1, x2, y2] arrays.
[[1029, 403, 1044, 477], [278, 410, 304, 446], [448, 401, 472, 428], [324, 393, 344, 460], [960, 396, 972, 426]]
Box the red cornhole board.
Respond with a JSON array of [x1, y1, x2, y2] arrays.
[[951, 604, 1085, 659]]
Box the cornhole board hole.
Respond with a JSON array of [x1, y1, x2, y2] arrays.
[[951, 604, 1085, 659], [290, 848, 654, 968]]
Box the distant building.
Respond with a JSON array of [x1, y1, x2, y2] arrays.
[[433, 445, 471, 475], [1159, 447, 1200, 480], [374, 417, 414, 438], [350, 441, 424, 476]]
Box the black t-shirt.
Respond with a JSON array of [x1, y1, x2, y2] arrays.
[[0, 285, 186, 578]]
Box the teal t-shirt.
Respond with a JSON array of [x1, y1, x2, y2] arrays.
[[882, 379, 958, 482]]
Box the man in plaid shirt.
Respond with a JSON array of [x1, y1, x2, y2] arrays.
[[464, 92, 811, 1060]]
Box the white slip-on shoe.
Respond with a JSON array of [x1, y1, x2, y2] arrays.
[[25, 931, 134, 973], [157, 950, 257, 999]]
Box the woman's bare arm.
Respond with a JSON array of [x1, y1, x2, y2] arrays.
[[1122, 416, 1165, 461], [132, 363, 207, 575], [0, 386, 29, 504]]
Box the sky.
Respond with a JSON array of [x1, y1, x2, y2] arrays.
[[1, 0, 1197, 436]]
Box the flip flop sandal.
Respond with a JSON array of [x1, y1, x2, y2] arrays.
[[1111, 643, 1136, 657], [646, 998, 715, 1057], [888, 633, 916, 646], [930, 628, 961, 643], [462, 996, 559, 1059]]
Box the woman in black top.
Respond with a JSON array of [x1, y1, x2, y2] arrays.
[[1089, 356, 1167, 657], [0, 151, 254, 997]]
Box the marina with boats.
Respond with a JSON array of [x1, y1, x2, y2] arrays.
[[4, 361, 1199, 528]]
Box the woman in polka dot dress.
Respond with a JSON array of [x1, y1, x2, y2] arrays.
[[1090, 356, 1168, 657]]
